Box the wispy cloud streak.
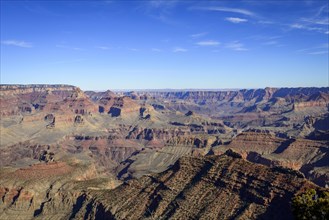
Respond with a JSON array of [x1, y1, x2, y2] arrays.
[[148, 0, 178, 8], [151, 48, 162, 52], [297, 43, 328, 55], [173, 47, 187, 52], [192, 6, 255, 17], [47, 59, 85, 64], [225, 41, 248, 51], [262, 41, 278, 45], [96, 46, 110, 50], [195, 40, 220, 46], [308, 51, 328, 55], [225, 17, 248, 23], [138, 0, 179, 25], [190, 32, 208, 38], [290, 23, 324, 32], [56, 45, 84, 51], [1, 40, 33, 48], [290, 4, 329, 34]]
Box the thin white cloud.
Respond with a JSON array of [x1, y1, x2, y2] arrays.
[[192, 6, 255, 17], [308, 51, 328, 55], [258, 20, 275, 25], [290, 23, 325, 33], [304, 0, 314, 6], [56, 45, 84, 51], [303, 4, 329, 25], [249, 35, 282, 41], [1, 40, 32, 48], [314, 4, 328, 17], [291, 24, 305, 29], [320, 43, 329, 48], [297, 43, 328, 54], [225, 41, 248, 51], [302, 43, 329, 51], [148, 0, 178, 8], [225, 17, 248, 23], [195, 40, 220, 46], [140, 0, 178, 25], [262, 41, 284, 47], [161, 39, 170, 43], [151, 48, 162, 52], [190, 32, 208, 38], [96, 46, 110, 50], [47, 59, 85, 64], [325, 31, 329, 34], [290, 5, 329, 34], [173, 47, 187, 52], [262, 41, 278, 46], [302, 18, 329, 25], [129, 48, 140, 52], [249, 35, 283, 47]]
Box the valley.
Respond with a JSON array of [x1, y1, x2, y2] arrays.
[[0, 84, 328, 219]]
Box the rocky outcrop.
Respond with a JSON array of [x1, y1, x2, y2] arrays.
[[85, 90, 116, 102], [85, 90, 141, 117], [293, 100, 329, 111], [123, 88, 329, 127], [0, 160, 119, 220], [213, 131, 329, 187], [185, 110, 194, 116], [0, 142, 52, 166], [90, 154, 318, 220], [109, 107, 121, 117], [1, 154, 320, 220], [127, 126, 188, 141], [74, 115, 84, 124], [0, 84, 98, 118]]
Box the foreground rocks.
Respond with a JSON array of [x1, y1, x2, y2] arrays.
[[0, 160, 119, 220], [0, 153, 322, 220]]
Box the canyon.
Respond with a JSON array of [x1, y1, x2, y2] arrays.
[[0, 84, 328, 219]]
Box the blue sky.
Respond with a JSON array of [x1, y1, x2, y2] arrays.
[[1, 0, 328, 90]]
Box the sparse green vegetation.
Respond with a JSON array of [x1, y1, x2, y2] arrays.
[[292, 189, 329, 220]]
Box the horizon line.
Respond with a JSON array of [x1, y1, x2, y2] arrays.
[[1, 84, 328, 92]]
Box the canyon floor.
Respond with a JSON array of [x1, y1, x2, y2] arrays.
[[0, 85, 328, 219]]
